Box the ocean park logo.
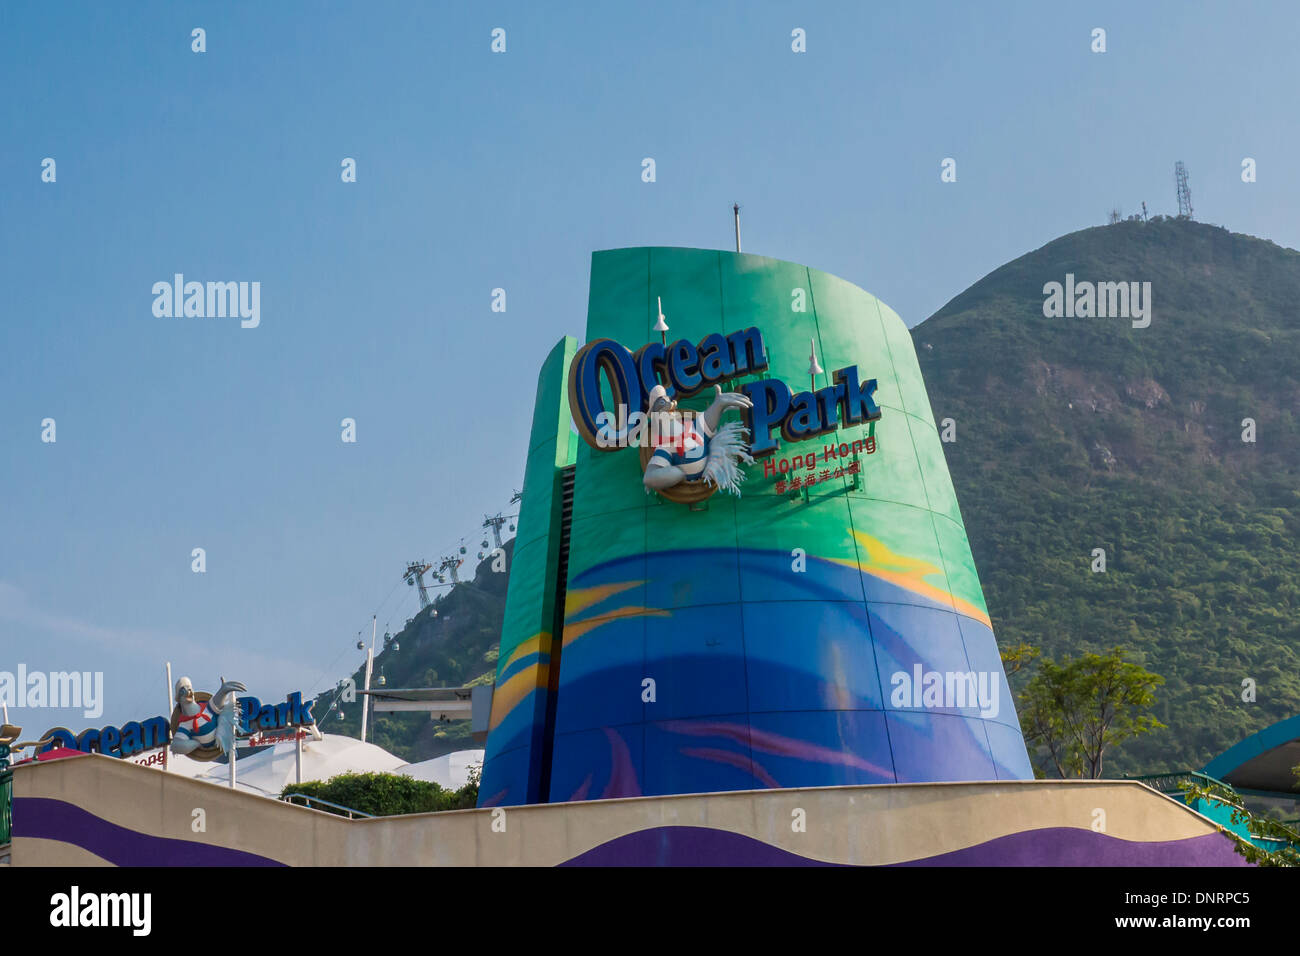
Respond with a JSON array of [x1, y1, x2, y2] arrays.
[[0, 665, 104, 718], [568, 306, 881, 504], [12, 680, 319, 764], [172, 680, 316, 761], [35, 714, 170, 761], [890, 666, 1001, 719], [1041, 273, 1152, 329], [151, 273, 261, 328], [237, 690, 317, 737]]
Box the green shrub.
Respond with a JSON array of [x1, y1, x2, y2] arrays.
[[282, 771, 478, 817]]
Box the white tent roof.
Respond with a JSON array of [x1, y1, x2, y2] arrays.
[[163, 750, 220, 779], [163, 735, 483, 800], [399, 749, 483, 790], [173, 734, 407, 797]]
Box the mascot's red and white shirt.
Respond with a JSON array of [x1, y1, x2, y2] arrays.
[[647, 414, 714, 480], [177, 700, 217, 738]]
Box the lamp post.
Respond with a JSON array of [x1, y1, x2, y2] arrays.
[[654, 297, 669, 346], [360, 616, 376, 744]]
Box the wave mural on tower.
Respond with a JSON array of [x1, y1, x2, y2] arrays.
[[480, 247, 1032, 807]]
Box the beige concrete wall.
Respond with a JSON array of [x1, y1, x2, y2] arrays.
[[13, 753, 1230, 866]]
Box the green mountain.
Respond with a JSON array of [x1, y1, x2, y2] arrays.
[[316, 543, 511, 762], [914, 217, 1300, 775]]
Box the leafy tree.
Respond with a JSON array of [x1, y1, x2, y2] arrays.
[[1000, 641, 1040, 679], [1017, 647, 1165, 778]]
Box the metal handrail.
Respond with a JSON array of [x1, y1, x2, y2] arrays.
[[1125, 769, 1300, 856], [1123, 770, 1229, 794], [281, 792, 373, 819], [0, 745, 12, 847]]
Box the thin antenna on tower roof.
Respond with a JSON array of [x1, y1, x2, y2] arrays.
[[733, 203, 742, 253]]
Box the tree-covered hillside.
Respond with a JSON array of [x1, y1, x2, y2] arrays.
[[915, 218, 1300, 774], [315, 543, 511, 762]]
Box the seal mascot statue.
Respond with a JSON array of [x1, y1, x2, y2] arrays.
[[169, 675, 246, 761], [642, 383, 755, 497]]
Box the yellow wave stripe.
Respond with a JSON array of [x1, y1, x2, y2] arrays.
[[834, 530, 991, 628], [488, 634, 553, 730], [499, 632, 547, 674], [562, 606, 672, 645], [492, 595, 674, 728], [564, 580, 643, 618]]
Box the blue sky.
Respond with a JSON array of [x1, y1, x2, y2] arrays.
[[2, 0, 1297, 730]]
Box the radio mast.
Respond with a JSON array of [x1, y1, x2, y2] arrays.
[[1175, 162, 1193, 219]]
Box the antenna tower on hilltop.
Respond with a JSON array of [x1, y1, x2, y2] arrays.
[[1175, 161, 1193, 219]]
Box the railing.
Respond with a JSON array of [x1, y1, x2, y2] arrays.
[[1124, 770, 1228, 795], [281, 793, 373, 819], [1127, 769, 1300, 857], [0, 745, 12, 847]]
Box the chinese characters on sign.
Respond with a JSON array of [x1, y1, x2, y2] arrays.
[[762, 436, 876, 493]]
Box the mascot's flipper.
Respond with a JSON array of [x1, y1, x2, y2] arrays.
[[702, 422, 754, 496], [215, 705, 235, 756], [211, 679, 247, 712]]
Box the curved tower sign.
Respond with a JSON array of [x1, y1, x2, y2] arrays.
[[481, 247, 1031, 807]]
